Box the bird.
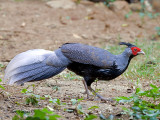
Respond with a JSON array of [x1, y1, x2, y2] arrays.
[[3, 42, 145, 101]]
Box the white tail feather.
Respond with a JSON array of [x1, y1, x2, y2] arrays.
[[4, 49, 67, 85]]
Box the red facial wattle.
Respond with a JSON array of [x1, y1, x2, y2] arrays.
[[131, 47, 141, 55]]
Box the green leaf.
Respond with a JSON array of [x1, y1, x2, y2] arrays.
[[64, 108, 74, 112], [40, 97, 45, 100], [135, 113, 142, 119], [150, 84, 158, 89], [51, 99, 61, 105], [125, 11, 132, 19], [99, 113, 107, 120], [108, 115, 114, 120], [44, 95, 51, 98], [77, 104, 84, 114], [12, 115, 20, 120], [139, 12, 145, 18], [150, 117, 159, 120], [88, 106, 99, 110], [140, 0, 144, 3], [0, 79, 5, 90], [77, 98, 83, 103], [116, 96, 132, 103], [16, 110, 25, 118], [52, 86, 59, 91], [21, 88, 28, 93], [155, 27, 160, 31], [85, 114, 97, 120], [56, 99, 61, 105], [131, 106, 140, 111], [0, 85, 5, 90], [136, 88, 141, 94], [13, 109, 61, 120], [147, 13, 153, 19], [49, 114, 61, 120], [77, 104, 82, 110], [143, 110, 160, 117], [0, 64, 4, 68], [34, 94, 40, 99], [50, 99, 57, 103], [138, 91, 149, 96], [25, 96, 38, 106], [71, 99, 77, 105], [33, 109, 46, 119], [41, 108, 54, 114]]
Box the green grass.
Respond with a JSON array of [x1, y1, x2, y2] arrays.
[[125, 40, 160, 81]]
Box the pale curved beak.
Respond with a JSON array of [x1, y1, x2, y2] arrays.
[[138, 50, 145, 55]]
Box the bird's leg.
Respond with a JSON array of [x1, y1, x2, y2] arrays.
[[87, 86, 113, 102], [82, 79, 90, 99]]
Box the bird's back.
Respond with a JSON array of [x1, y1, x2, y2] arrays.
[[61, 43, 115, 68]]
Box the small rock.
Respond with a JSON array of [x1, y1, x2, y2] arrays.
[[73, 34, 82, 39], [129, 3, 142, 12], [151, 0, 160, 12], [0, 35, 4, 40], [20, 22, 26, 27], [109, 1, 130, 14], [46, 0, 76, 9], [144, 0, 153, 12]]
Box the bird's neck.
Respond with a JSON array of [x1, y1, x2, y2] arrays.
[[115, 51, 134, 73]]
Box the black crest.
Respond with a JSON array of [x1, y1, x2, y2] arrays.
[[119, 42, 136, 47]]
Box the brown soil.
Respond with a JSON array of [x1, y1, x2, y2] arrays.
[[0, 0, 159, 120]]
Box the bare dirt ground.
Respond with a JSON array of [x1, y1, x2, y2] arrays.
[[0, 0, 159, 120]]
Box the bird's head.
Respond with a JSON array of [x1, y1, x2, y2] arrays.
[[119, 42, 145, 56]]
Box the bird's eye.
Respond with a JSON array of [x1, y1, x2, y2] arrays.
[[134, 49, 137, 52]]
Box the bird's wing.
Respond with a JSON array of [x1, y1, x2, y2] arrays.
[[61, 43, 115, 68], [4, 49, 69, 85]]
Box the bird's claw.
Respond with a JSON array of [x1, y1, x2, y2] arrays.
[[99, 97, 114, 102], [95, 94, 115, 102]]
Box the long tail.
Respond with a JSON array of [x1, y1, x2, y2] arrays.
[[4, 49, 70, 85]]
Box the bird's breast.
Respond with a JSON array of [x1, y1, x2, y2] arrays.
[[96, 68, 121, 80], [67, 62, 122, 81]]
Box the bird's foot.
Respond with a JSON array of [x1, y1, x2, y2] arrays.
[[96, 96, 114, 102], [86, 86, 114, 102], [95, 93, 115, 102], [82, 91, 90, 99]]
